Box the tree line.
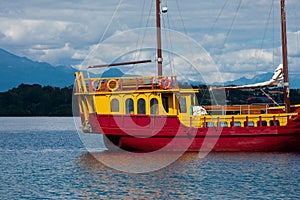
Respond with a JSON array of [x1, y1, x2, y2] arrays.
[[0, 84, 73, 116], [0, 84, 299, 116]]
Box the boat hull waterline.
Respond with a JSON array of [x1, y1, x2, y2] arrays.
[[82, 113, 300, 152]]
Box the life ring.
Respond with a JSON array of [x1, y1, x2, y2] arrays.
[[107, 79, 119, 91], [158, 77, 172, 90], [92, 80, 102, 92]]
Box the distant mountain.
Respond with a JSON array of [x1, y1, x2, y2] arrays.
[[220, 72, 299, 89], [0, 48, 76, 91], [218, 72, 273, 86], [0, 48, 299, 91], [102, 68, 124, 78]]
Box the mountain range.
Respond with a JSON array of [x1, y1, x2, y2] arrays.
[[219, 72, 299, 88], [0, 48, 299, 91], [0, 48, 76, 91]]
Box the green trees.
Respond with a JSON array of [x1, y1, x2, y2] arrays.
[[0, 84, 299, 116], [0, 84, 73, 116]]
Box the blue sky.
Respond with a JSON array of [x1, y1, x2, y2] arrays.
[[0, 0, 299, 83]]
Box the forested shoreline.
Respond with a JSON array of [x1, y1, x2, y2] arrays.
[[0, 84, 73, 116], [0, 84, 299, 116]]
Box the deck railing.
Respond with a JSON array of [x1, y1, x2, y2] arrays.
[[204, 104, 272, 115], [75, 72, 178, 93], [188, 112, 296, 128]]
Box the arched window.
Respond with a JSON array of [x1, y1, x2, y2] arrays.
[[270, 120, 280, 126], [137, 98, 146, 114], [162, 96, 169, 113], [110, 98, 119, 112], [150, 98, 159, 114], [125, 98, 134, 114], [244, 121, 254, 127], [230, 121, 241, 127], [178, 97, 187, 113], [220, 121, 228, 127], [257, 120, 267, 127]]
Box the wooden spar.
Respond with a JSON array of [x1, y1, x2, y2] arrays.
[[280, 0, 290, 113], [156, 0, 163, 76], [88, 59, 152, 69]]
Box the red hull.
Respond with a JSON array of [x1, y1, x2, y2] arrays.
[[86, 113, 300, 152]]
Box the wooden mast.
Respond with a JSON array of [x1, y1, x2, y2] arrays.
[[280, 0, 290, 113], [156, 0, 163, 76]]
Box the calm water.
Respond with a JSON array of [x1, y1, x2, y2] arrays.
[[1, 117, 299, 199]]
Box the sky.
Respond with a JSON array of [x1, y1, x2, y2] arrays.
[[0, 0, 299, 84]]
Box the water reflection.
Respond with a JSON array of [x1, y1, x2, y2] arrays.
[[78, 151, 201, 173], [76, 151, 205, 199], [77, 151, 300, 199], [78, 151, 300, 173]]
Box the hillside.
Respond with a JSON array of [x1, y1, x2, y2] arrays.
[[0, 48, 76, 91]]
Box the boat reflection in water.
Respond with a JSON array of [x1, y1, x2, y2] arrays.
[[77, 151, 300, 199], [78, 150, 202, 172]]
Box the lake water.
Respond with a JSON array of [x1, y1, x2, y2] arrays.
[[1, 117, 299, 199]]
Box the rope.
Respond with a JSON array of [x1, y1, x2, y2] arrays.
[[260, 88, 280, 106], [291, 3, 300, 59], [99, 0, 123, 45], [175, 0, 188, 36], [174, 0, 199, 78], [204, 0, 242, 73], [133, 0, 146, 62], [133, 0, 154, 69], [85, 0, 124, 78], [223, 0, 243, 45], [206, 0, 229, 43], [166, 13, 175, 75], [161, 0, 175, 75], [254, 0, 275, 77]]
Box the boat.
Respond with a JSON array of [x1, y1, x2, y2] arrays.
[[74, 0, 300, 152]]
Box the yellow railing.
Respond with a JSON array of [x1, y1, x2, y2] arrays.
[[181, 113, 297, 128], [74, 72, 178, 93]]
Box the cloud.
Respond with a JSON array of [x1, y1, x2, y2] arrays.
[[0, 0, 299, 82], [288, 31, 300, 56], [28, 43, 74, 65], [202, 33, 227, 49], [0, 0, 121, 63]]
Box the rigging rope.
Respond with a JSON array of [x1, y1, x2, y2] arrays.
[[174, 0, 200, 79], [175, 0, 188, 36], [98, 0, 124, 46], [133, 0, 154, 70], [260, 88, 280, 106], [161, 0, 175, 75], [223, 0, 243, 45], [254, 0, 275, 78], [207, 0, 242, 74], [133, 0, 146, 62], [166, 13, 175, 75], [206, 0, 229, 43], [85, 0, 124, 78], [272, 0, 275, 73], [291, 4, 300, 60]]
